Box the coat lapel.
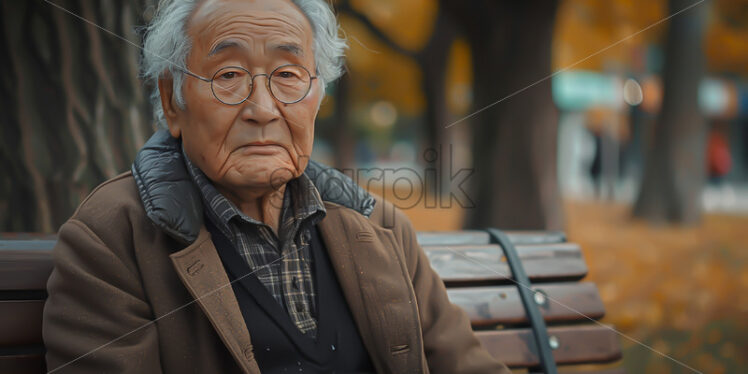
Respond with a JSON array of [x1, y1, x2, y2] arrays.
[[317, 202, 425, 373], [169, 228, 261, 374]]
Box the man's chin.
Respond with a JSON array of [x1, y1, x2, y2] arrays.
[[229, 170, 295, 191]]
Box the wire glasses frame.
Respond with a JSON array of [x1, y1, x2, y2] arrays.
[[181, 64, 318, 105]]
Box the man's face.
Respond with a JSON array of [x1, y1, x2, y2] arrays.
[[163, 0, 319, 192]]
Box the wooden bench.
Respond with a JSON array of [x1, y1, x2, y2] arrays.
[[0, 230, 623, 373]]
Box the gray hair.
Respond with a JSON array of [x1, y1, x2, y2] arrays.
[[141, 0, 347, 129]]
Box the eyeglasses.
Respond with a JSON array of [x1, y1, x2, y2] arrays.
[[182, 64, 317, 105]]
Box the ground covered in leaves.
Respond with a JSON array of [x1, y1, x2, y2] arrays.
[[405, 200, 747, 374], [566, 201, 747, 374]]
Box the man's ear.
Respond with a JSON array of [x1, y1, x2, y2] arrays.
[[158, 78, 182, 138]]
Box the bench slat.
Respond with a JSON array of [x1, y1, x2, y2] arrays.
[[0, 300, 45, 346], [477, 324, 622, 368], [0, 240, 57, 251], [417, 231, 490, 246], [531, 368, 625, 374], [1, 242, 588, 290], [554, 368, 626, 374], [504, 231, 567, 245], [0, 233, 56, 240], [0, 250, 53, 291], [425, 244, 587, 285], [0, 354, 46, 374], [447, 282, 605, 326], [416, 230, 566, 246], [0, 231, 566, 248]]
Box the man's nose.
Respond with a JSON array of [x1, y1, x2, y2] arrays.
[[240, 74, 281, 126]]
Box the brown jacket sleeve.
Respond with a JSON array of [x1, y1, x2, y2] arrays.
[[42, 218, 163, 373], [390, 207, 511, 374]]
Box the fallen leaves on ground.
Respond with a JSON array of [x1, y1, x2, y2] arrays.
[[566, 200, 746, 374]]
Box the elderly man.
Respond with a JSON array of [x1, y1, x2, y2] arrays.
[[42, 0, 509, 373]]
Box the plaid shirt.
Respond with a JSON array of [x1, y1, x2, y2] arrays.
[[183, 148, 326, 338]]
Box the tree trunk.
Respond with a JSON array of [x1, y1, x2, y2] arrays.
[[0, 0, 155, 232], [451, 0, 563, 230], [633, 0, 708, 224], [418, 10, 456, 197], [331, 72, 355, 170], [337, 1, 457, 196]]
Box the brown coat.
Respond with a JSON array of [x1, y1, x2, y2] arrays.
[[42, 172, 509, 373]]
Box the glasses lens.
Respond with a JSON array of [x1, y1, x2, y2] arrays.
[[270, 65, 311, 103], [211, 67, 251, 105]]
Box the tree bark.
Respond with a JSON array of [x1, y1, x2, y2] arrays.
[[332, 72, 355, 169], [418, 10, 456, 197], [0, 0, 156, 232], [633, 0, 708, 224], [339, 1, 460, 197], [450, 0, 563, 230]]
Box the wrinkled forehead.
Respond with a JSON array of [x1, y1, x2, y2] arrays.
[[187, 0, 314, 60]]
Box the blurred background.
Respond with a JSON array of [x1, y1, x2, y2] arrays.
[[1, 0, 747, 372]]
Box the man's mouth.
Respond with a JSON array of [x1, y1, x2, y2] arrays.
[[238, 143, 285, 156]]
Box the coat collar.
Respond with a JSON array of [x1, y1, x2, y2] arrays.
[[131, 130, 376, 245]]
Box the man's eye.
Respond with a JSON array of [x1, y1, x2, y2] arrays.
[[220, 72, 237, 79], [277, 71, 296, 79]]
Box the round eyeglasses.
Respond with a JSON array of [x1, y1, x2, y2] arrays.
[[183, 64, 317, 105]]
